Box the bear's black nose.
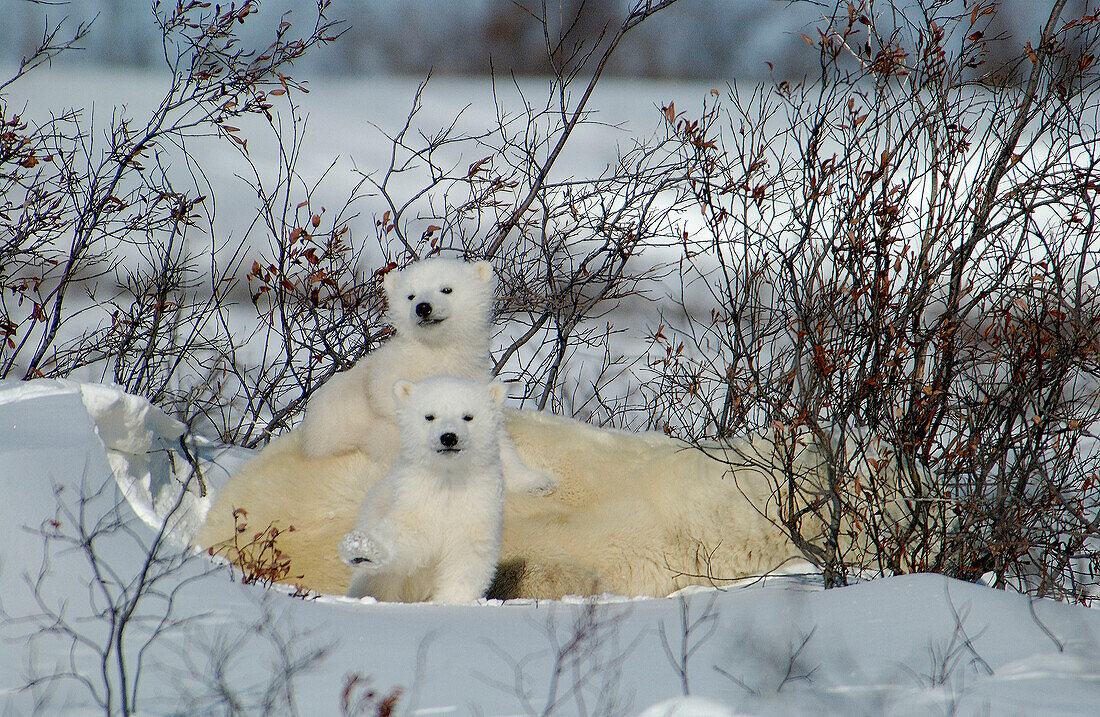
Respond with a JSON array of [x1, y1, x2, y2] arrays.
[[415, 302, 432, 319], [439, 432, 458, 448]]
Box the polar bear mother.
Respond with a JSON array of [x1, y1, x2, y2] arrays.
[[197, 403, 875, 598]]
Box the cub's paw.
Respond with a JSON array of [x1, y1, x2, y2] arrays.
[[429, 586, 483, 605], [338, 530, 389, 569], [517, 467, 558, 497]]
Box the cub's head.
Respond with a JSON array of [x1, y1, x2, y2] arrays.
[[383, 258, 495, 343], [392, 376, 507, 468]]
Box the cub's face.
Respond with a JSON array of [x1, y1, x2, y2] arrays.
[[392, 376, 507, 468], [382, 258, 494, 342]]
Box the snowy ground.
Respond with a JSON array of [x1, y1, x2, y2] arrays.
[[7, 65, 712, 247], [3, 379, 1100, 716]]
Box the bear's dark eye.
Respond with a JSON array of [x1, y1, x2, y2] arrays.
[[425, 414, 435, 422], [407, 294, 415, 301], [463, 414, 474, 422], [440, 287, 453, 294]]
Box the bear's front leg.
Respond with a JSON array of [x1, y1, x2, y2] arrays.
[[338, 529, 393, 571], [359, 420, 402, 463], [500, 433, 557, 496]]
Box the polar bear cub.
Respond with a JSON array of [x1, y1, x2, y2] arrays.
[[339, 376, 507, 603], [299, 257, 555, 495]]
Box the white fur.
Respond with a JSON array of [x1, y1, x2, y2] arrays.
[[196, 407, 930, 599], [298, 257, 555, 495], [339, 376, 508, 603]]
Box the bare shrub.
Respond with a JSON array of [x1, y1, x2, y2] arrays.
[[168, 590, 332, 715], [206, 507, 317, 597], [0, 1, 346, 445], [204, 88, 379, 447], [2, 0, 692, 441], [340, 673, 403, 717], [658, 592, 721, 696], [356, 1, 692, 423], [171, 0, 695, 438], [478, 598, 636, 716], [645, 0, 1100, 600], [8, 475, 205, 714]]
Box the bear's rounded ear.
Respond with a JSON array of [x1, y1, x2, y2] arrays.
[[392, 379, 415, 406], [471, 260, 494, 283], [487, 380, 508, 406], [382, 264, 400, 294]]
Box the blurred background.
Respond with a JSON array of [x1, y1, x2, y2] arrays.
[[0, 0, 1064, 80]]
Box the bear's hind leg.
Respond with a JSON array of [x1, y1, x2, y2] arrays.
[[430, 548, 497, 604], [487, 556, 604, 600]]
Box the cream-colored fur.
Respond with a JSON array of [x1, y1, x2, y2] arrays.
[[297, 257, 555, 496], [195, 406, 926, 599], [339, 377, 507, 604]]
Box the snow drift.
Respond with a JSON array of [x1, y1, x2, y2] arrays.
[[3, 380, 1100, 715]]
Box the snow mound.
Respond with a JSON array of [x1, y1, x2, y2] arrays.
[[0, 378, 250, 544], [5, 379, 1100, 715], [638, 696, 750, 716]]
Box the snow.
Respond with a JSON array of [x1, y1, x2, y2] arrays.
[[3, 380, 1100, 715], [637, 697, 745, 717]]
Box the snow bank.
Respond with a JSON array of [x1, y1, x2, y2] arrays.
[[4, 380, 1100, 715], [639, 697, 749, 716], [0, 379, 250, 543]]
